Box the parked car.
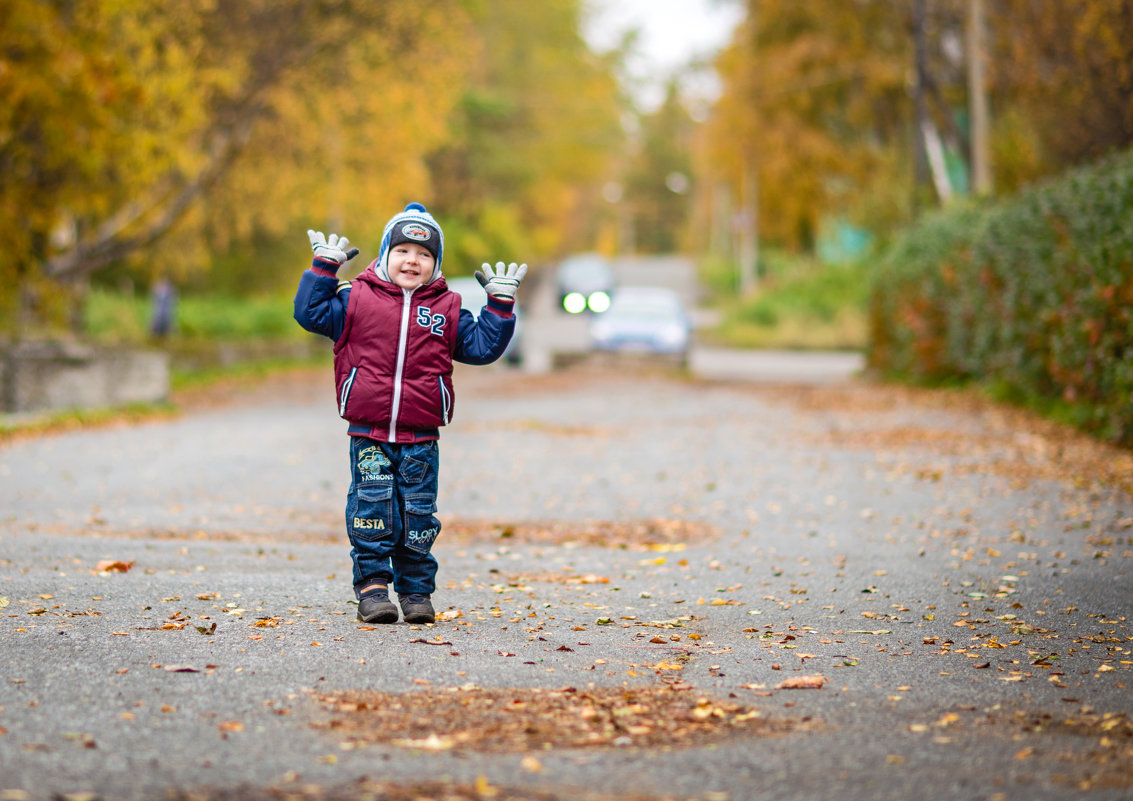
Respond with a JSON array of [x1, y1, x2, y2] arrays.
[[555, 253, 615, 314], [588, 286, 691, 364], [446, 276, 523, 366]]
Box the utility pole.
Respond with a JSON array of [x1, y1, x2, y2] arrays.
[[967, 0, 992, 195], [738, 3, 759, 294], [739, 154, 758, 294], [913, 0, 929, 212], [711, 182, 730, 259]]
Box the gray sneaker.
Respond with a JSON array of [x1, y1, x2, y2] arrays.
[[357, 587, 398, 624], [399, 593, 435, 624]]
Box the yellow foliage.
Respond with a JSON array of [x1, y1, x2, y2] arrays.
[[700, 0, 1133, 257], [1, 0, 629, 325], [428, 0, 622, 264], [699, 0, 909, 250], [0, 0, 474, 324]]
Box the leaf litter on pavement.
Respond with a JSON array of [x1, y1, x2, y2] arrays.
[[755, 381, 1133, 494], [72, 515, 716, 549], [167, 777, 696, 801], [895, 703, 1133, 791], [444, 518, 715, 549], [311, 684, 813, 753]]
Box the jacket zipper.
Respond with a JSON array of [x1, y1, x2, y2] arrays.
[[387, 289, 414, 440], [339, 367, 357, 417], [439, 376, 451, 425]]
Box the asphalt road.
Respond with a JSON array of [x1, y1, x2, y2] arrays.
[[2, 349, 1131, 801]]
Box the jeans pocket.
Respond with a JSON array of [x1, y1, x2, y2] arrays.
[[403, 494, 440, 555], [400, 454, 429, 485], [352, 483, 393, 542]]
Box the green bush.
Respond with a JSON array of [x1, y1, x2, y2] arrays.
[[869, 149, 1133, 446]]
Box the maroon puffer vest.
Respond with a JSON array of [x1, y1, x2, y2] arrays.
[[333, 268, 461, 442]]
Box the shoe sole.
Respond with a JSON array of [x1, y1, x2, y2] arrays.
[[357, 608, 399, 624]]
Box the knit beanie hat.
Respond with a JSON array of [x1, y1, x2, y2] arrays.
[[375, 202, 444, 283]]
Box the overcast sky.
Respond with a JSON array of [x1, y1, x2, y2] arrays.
[[582, 0, 745, 111]]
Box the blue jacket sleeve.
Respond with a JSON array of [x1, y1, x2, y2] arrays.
[[294, 263, 350, 342], [454, 295, 516, 365]]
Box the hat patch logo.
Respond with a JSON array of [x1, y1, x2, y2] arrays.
[[401, 222, 431, 242]]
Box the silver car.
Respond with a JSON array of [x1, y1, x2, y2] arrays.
[[588, 286, 691, 364]]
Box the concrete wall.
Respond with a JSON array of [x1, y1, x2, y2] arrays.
[[1, 341, 170, 414]]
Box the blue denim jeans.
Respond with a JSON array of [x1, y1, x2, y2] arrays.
[[346, 437, 441, 597]]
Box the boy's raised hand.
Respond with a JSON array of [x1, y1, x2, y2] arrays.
[[475, 261, 528, 301], [307, 230, 360, 267]]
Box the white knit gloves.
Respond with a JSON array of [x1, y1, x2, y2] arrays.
[[307, 230, 359, 267], [475, 261, 528, 300]]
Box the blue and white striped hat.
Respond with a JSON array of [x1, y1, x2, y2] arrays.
[[375, 202, 444, 283]]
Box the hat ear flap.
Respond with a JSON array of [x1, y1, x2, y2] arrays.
[[374, 231, 392, 281]]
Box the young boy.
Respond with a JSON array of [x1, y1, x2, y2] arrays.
[[293, 202, 526, 624]]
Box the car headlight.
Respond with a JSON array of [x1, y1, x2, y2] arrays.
[[587, 291, 611, 313], [660, 325, 687, 347], [563, 292, 587, 314]]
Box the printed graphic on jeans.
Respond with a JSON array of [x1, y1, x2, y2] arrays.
[[406, 525, 439, 552], [357, 445, 391, 481], [353, 515, 386, 532], [351, 483, 393, 543]]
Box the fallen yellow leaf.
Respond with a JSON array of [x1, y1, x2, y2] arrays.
[[776, 675, 826, 690], [391, 733, 455, 751]]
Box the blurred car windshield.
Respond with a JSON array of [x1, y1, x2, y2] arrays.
[[607, 287, 685, 319], [557, 254, 614, 289]]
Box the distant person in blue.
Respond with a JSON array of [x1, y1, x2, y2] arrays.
[[150, 277, 176, 338], [293, 202, 527, 625]]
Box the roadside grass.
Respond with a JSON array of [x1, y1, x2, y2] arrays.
[[169, 354, 329, 394], [87, 288, 305, 344], [0, 401, 181, 444], [697, 251, 870, 351], [85, 286, 327, 395]]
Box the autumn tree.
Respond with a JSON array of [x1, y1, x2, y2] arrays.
[[1, 0, 473, 332], [622, 81, 698, 254], [699, 0, 913, 254], [426, 0, 624, 269], [699, 0, 1133, 258], [985, 0, 1133, 191]]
